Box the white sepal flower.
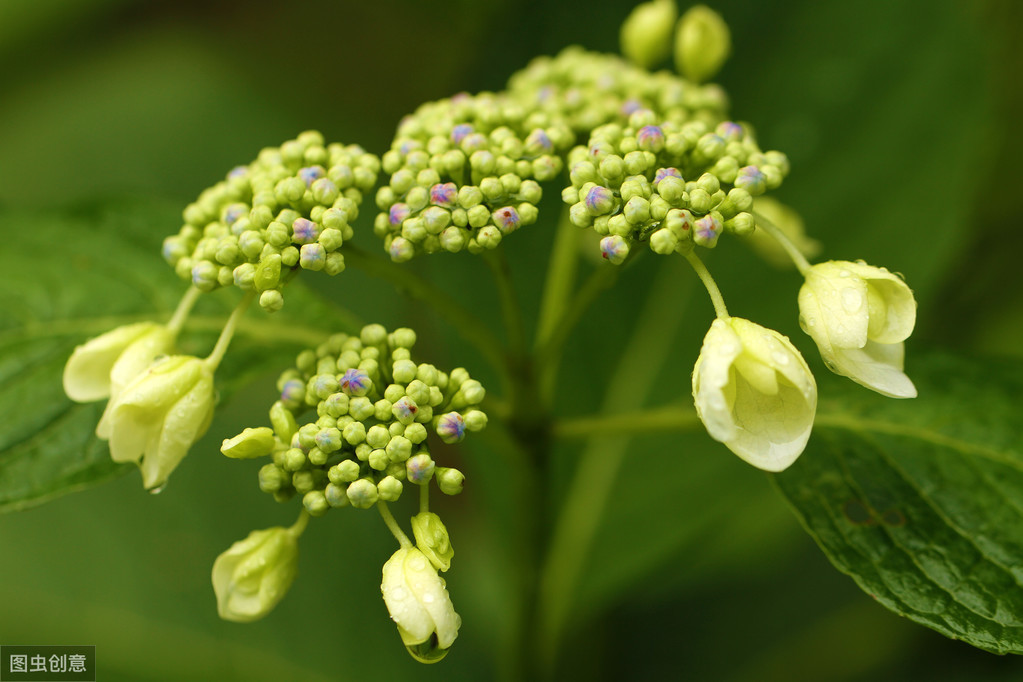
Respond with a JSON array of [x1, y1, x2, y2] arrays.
[[63, 322, 174, 402], [103, 355, 215, 490], [693, 317, 817, 472], [381, 547, 461, 663], [798, 260, 917, 398], [212, 526, 299, 623]]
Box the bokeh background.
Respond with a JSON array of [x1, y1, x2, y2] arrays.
[[1, 0, 1021, 680]]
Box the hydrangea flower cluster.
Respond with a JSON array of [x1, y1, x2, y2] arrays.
[[162, 130, 380, 311], [373, 43, 732, 265], [374, 92, 575, 259], [220, 324, 486, 516], [564, 113, 787, 262]]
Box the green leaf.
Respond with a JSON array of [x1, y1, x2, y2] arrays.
[[0, 200, 359, 512], [773, 352, 1023, 654]]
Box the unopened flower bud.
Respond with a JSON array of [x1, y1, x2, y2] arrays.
[[212, 523, 301, 623], [221, 427, 276, 459]]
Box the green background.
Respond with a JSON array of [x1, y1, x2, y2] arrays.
[[1, 0, 1022, 680]]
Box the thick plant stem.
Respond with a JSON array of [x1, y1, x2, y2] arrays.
[[534, 205, 580, 353], [483, 247, 528, 359], [536, 257, 692, 676]]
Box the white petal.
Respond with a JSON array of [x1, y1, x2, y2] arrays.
[[831, 341, 917, 398], [62, 323, 160, 402]]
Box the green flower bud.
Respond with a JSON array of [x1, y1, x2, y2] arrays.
[[347, 478, 378, 509], [259, 289, 284, 313], [411, 512, 454, 572], [435, 467, 465, 496], [386, 435, 413, 462], [369, 448, 390, 471], [463, 410, 487, 432], [329, 459, 361, 483], [674, 4, 731, 83], [621, 0, 678, 68], [343, 421, 367, 445], [212, 524, 301, 623], [303, 490, 329, 516], [221, 427, 276, 459], [258, 462, 287, 493], [378, 475, 403, 501]]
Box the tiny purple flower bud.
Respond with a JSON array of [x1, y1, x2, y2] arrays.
[[524, 128, 553, 154], [436, 412, 466, 444], [388, 236, 415, 262], [430, 183, 458, 207], [228, 165, 248, 179], [621, 99, 644, 116], [223, 203, 248, 227], [299, 243, 326, 270], [339, 368, 371, 396], [492, 206, 521, 233], [406, 453, 435, 484], [460, 132, 488, 153], [292, 218, 320, 244], [600, 235, 630, 264], [695, 214, 723, 242], [399, 139, 422, 155], [389, 203, 411, 226], [451, 123, 474, 145], [734, 166, 766, 195], [716, 121, 743, 141], [654, 167, 683, 186], [299, 166, 325, 187], [585, 186, 615, 215], [537, 86, 554, 103], [392, 396, 419, 424], [280, 379, 305, 404], [637, 125, 665, 152]]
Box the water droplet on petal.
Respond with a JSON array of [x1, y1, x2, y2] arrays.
[[423, 593, 435, 603], [149, 484, 165, 495], [772, 351, 790, 365], [841, 288, 863, 312], [839, 269, 851, 278]]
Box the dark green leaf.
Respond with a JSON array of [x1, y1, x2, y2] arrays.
[[0, 200, 359, 512], [774, 352, 1023, 654]]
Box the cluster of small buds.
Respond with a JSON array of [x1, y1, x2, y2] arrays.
[[374, 91, 577, 260], [221, 324, 486, 515], [562, 113, 789, 262], [161, 131, 380, 311], [506, 46, 729, 135]]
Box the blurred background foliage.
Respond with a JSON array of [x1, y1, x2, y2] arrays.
[[1, 0, 1021, 680]]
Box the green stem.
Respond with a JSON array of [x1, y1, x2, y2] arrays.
[[377, 501, 413, 549], [534, 205, 580, 352], [287, 510, 311, 538], [553, 403, 702, 439], [419, 483, 429, 515], [483, 247, 527, 358], [535, 259, 628, 402], [342, 243, 507, 383], [203, 291, 256, 371], [753, 211, 813, 275], [537, 257, 693, 674], [166, 286, 201, 336], [684, 249, 730, 319]]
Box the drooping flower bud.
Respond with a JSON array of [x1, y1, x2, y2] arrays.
[[381, 547, 461, 663], [212, 525, 300, 623], [101, 355, 216, 490], [798, 261, 917, 398], [692, 317, 816, 471]]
